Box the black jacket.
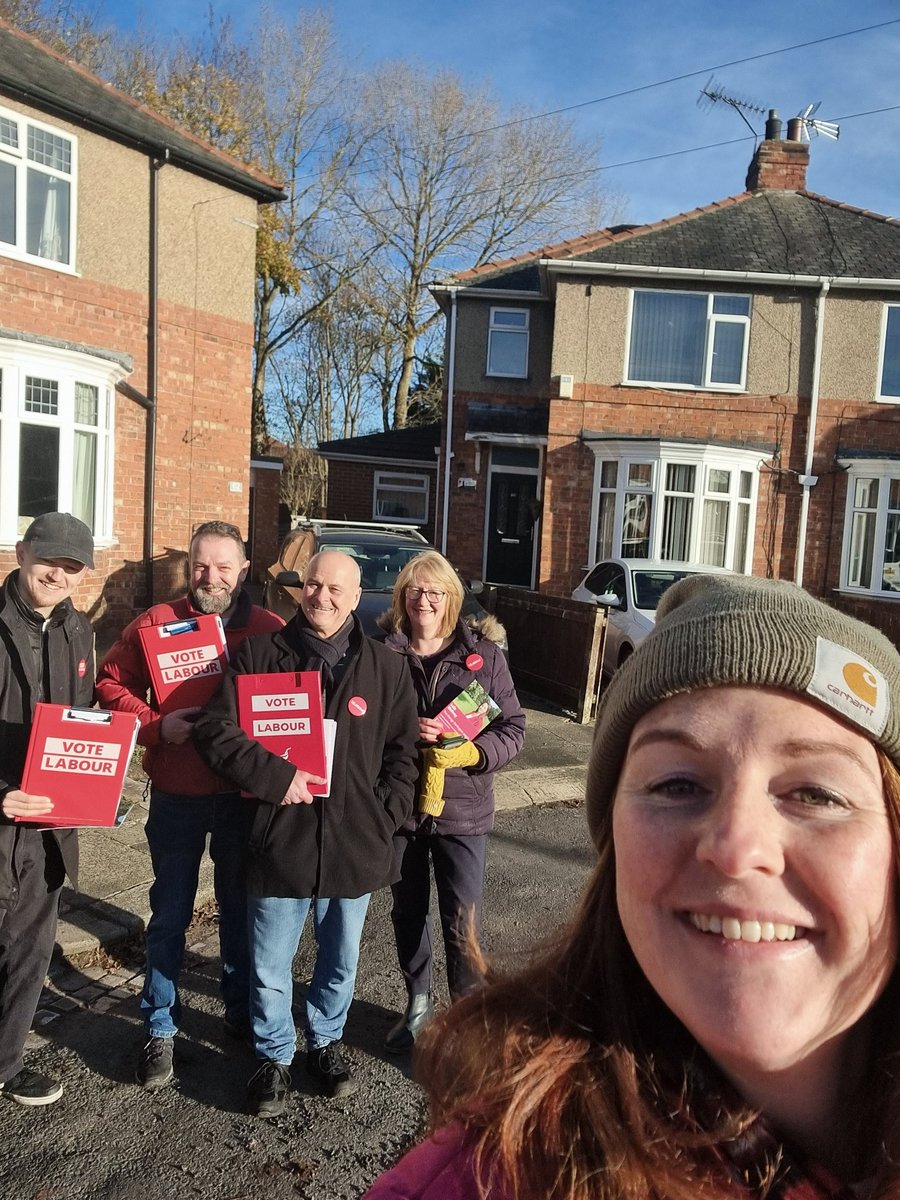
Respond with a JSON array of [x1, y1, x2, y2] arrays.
[[0, 571, 95, 906], [193, 613, 419, 899]]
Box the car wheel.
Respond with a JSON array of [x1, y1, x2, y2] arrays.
[[617, 645, 633, 670]]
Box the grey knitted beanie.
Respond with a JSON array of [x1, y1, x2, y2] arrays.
[[586, 573, 900, 846]]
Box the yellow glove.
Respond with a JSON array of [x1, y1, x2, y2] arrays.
[[417, 739, 481, 817], [428, 739, 480, 769], [418, 756, 447, 816]]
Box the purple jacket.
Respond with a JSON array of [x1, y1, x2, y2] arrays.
[[362, 1125, 510, 1200], [382, 615, 525, 836]]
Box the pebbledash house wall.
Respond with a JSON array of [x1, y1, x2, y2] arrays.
[[442, 272, 900, 641], [0, 99, 260, 635]]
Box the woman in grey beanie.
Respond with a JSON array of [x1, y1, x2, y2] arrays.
[[364, 574, 900, 1200]]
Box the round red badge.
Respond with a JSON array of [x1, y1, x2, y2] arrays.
[[348, 696, 368, 717], [465, 653, 484, 672], [77, 658, 87, 677]]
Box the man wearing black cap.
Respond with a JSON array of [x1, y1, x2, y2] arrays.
[[0, 512, 95, 1106]]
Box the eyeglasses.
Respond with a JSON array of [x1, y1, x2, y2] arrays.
[[406, 587, 446, 603]]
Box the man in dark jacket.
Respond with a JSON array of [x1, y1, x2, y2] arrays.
[[96, 521, 284, 1091], [193, 550, 419, 1118], [0, 512, 95, 1107]]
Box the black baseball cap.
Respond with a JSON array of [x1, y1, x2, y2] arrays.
[[22, 512, 95, 569]]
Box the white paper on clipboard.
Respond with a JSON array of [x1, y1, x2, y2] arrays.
[[320, 719, 337, 798]]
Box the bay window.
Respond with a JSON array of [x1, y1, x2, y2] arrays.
[[0, 341, 123, 544], [840, 461, 900, 593], [588, 439, 760, 570]]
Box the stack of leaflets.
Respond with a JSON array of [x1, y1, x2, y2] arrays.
[[433, 680, 501, 742]]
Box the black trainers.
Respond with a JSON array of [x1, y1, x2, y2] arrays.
[[0, 1067, 63, 1107], [135, 1037, 175, 1090], [247, 1059, 292, 1118], [306, 1042, 357, 1099]]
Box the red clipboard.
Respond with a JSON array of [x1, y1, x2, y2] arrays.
[[138, 614, 228, 713], [17, 703, 141, 828], [235, 671, 328, 796]]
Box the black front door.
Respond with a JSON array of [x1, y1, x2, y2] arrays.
[[485, 471, 537, 586]]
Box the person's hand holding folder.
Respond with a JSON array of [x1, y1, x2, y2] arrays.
[[2, 788, 53, 819], [281, 768, 327, 806]]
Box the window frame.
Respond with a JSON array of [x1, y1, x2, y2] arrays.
[[485, 306, 529, 379], [371, 470, 429, 526], [0, 340, 124, 546], [876, 303, 900, 404], [624, 289, 751, 392], [587, 440, 760, 571], [0, 101, 78, 272], [838, 459, 900, 596]]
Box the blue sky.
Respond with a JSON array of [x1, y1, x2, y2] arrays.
[[95, 0, 900, 231]]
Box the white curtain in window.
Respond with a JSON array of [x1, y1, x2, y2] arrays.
[[700, 498, 728, 566], [72, 430, 96, 530], [661, 495, 692, 560]]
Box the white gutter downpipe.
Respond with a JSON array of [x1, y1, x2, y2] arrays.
[[440, 288, 458, 555], [794, 277, 831, 587]]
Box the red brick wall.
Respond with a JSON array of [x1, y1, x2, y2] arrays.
[[326, 460, 438, 545], [0, 262, 254, 638]]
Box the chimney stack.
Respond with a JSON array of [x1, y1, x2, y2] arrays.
[[745, 109, 809, 192]]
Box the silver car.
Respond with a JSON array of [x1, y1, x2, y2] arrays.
[[572, 558, 735, 676]]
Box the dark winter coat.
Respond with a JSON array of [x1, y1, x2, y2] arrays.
[[381, 614, 525, 836], [95, 589, 284, 795], [0, 571, 94, 906], [193, 613, 419, 899]]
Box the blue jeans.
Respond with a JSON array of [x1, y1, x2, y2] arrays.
[[248, 893, 371, 1064], [141, 788, 254, 1038]]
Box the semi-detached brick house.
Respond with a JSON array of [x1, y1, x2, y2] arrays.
[[430, 114, 900, 643], [0, 20, 283, 636]]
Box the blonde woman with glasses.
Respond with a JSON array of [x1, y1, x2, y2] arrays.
[[378, 551, 525, 1051]]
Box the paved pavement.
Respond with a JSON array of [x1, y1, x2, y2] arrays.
[[37, 694, 595, 1031]]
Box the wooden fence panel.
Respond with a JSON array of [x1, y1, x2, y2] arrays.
[[490, 587, 606, 724]]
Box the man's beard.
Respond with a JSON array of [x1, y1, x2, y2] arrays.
[[193, 584, 236, 614]]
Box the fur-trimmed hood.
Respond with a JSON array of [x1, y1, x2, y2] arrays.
[[376, 608, 507, 646]]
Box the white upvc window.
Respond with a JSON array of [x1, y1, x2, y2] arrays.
[[486, 307, 529, 378], [372, 471, 429, 525], [0, 341, 124, 545], [840, 460, 900, 594], [588, 440, 760, 571], [877, 304, 900, 403], [0, 103, 77, 270], [625, 289, 751, 390]]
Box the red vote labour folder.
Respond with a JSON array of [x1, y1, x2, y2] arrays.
[[235, 671, 329, 796], [138, 614, 228, 713], [17, 703, 141, 828]]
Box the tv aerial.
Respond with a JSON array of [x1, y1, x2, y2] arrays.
[[698, 76, 766, 136]]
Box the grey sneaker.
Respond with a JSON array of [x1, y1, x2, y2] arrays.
[[135, 1037, 175, 1090], [0, 1067, 63, 1106], [306, 1042, 357, 1099], [247, 1059, 292, 1118]]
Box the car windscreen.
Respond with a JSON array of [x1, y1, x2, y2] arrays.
[[318, 541, 426, 591], [631, 570, 694, 610]]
